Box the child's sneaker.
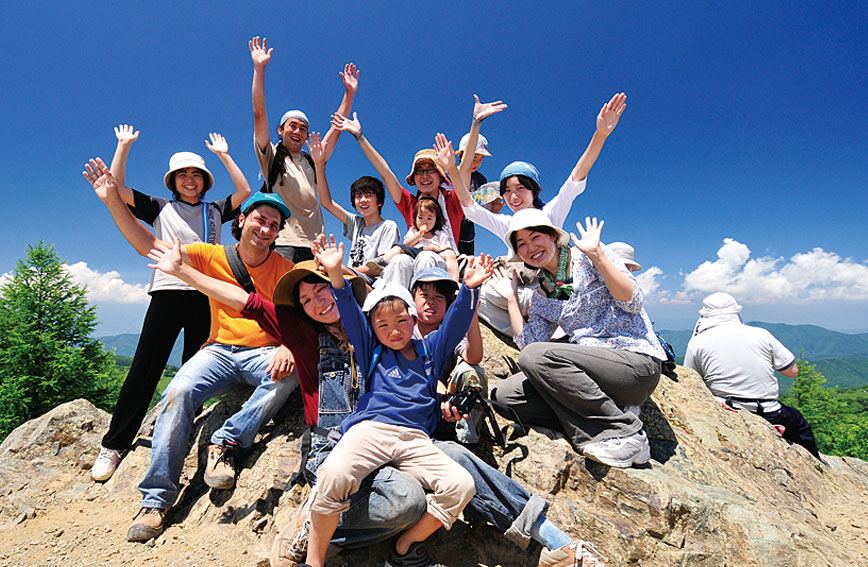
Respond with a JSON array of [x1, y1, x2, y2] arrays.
[[365, 257, 387, 275], [384, 541, 447, 567], [91, 446, 122, 482], [538, 538, 607, 567]]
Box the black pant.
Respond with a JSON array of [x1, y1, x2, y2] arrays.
[[101, 290, 210, 450], [758, 403, 821, 459]]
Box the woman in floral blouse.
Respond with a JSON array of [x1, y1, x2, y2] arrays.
[[489, 208, 664, 468]]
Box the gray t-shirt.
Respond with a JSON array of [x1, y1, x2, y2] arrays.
[[131, 189, 235, 293], [684, 322, 796, 412], [343, 212, 400, 268]]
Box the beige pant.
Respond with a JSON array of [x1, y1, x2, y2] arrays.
[[311, 420, 475, 528]]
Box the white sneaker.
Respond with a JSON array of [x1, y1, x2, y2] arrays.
[[91, 447, 122, 481], [581, 430, 650, 468]]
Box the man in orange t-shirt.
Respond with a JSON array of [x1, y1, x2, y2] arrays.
[[85, 159, 297, 543]]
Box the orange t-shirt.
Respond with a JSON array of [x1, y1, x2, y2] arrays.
[[185, 243, 294, 347]]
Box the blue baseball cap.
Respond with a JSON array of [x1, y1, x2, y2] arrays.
[[240, 192, 291, 221], [499, 161, 540, 186], [410, 267, 459, 293]]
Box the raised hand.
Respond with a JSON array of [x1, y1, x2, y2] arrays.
[[83, 157, 119, 202], [463, 254, 494, 289], [147, 238, 183, 276], [433, 133, 455, 170], [249, 36, 273, 69], [340, 62, 359, 94], [490, 266, 519, 301], [114, 124, 139, 145], [596, 92, 627, 136], [330, 112, 361, 137], [205, 132, 229, 155], [571, 217, 604, 257], [312, 234, 345, 272], [306, 132, 328, 165], [472, 94, 507, 123]]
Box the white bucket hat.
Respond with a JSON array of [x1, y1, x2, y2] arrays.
[[362, 282, 418, 317], [163, 152, 214, 192], [504, 208, 569, 262], [699, 292, 743, 316], [606, 242, 642, 272]]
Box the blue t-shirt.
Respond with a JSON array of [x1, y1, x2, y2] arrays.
[[331, 283, 477, 436]]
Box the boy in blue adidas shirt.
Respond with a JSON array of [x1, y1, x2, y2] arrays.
[[306, 234, 492, 567]]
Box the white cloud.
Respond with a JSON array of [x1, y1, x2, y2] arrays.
[[64, 262, 149, 304], [677, 239, 868, 303], [636, 266, 663, 297]]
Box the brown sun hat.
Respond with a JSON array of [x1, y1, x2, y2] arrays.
[[405, 149, 448, 186], [272, 260, 367, 309]]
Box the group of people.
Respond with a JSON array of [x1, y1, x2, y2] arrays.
[[80, 35, 819, 567]]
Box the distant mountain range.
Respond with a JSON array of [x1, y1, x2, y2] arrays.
[[99, 333, 185, 368], [99, 322, 868, 391], [658, 322, 868, 391]]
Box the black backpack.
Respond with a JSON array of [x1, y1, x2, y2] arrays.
[[655, 331, 678, 381]]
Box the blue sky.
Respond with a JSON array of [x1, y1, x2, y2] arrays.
[[1, 2, 866, 333]]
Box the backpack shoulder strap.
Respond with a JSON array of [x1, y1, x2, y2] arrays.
[[223, 244, 256, 294]]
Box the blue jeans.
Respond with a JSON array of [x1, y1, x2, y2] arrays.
[[139, 343, 297, 509]]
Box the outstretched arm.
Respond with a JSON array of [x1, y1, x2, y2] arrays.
[[321, 63, 359, 161], [569, 92, 626, 182], [457, 94, 507, 188], [205, 133, 252, 209], [308, 132, 349, 224], [331, 112, 404, 204], [434, 133, 472, 207], [108, 124, 138, 206], [571, 217, 633, 301], [148, 239, 248, 309], [84, 158, 188, 262], [312, 234, 347, 290], [250, 36, 274, 153]]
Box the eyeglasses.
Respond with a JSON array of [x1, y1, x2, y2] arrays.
[[415, 168, 438, 176]]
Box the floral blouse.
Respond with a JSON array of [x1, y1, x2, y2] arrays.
[[517, 247, 665, 360]]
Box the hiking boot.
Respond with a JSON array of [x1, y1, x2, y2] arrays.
[[271, 488, 316, 567], [91, 446, 122, 482], [581, 429, 650, 468], [127, 507, 167, 542], [204, 441, 237, 489], [384, 541, 447, 567], [539, 538, 607, 567]]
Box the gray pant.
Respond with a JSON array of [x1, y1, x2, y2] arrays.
[[377, 251, 445, 289], [491, 342, 661, 450]]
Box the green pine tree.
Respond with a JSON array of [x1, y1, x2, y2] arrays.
[[0, 241, 123, 440]]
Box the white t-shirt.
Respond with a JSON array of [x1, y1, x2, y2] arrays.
[[684, 322, 796, 412]]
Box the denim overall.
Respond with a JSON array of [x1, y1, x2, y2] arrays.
[[305, 332, 364, 482]]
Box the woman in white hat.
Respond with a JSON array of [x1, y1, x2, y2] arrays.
[[89, 125, 251, 483], [489, 209, 665, 469]]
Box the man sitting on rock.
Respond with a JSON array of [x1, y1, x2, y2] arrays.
[[684, 292, 821, 460], [84, 159, 299, 542]]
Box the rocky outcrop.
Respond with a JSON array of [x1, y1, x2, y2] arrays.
[[1, 326, 867, 566]]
